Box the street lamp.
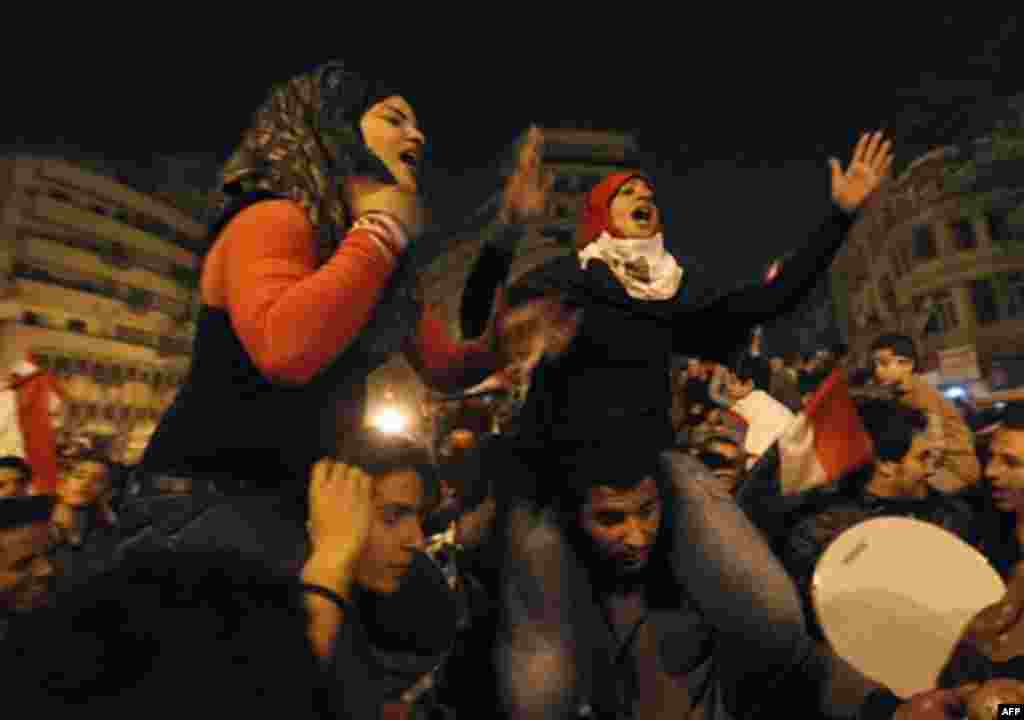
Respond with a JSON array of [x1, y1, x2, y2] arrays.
[[370, 405, 411, 435]]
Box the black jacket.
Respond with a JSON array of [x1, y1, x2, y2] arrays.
[[461, 206, 854, 453]]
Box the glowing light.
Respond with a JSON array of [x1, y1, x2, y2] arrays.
[[944, 386, 966, 400], [371, 406, 409, 435]]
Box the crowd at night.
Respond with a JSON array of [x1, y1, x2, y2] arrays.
[[3, 16, 1024, 720]]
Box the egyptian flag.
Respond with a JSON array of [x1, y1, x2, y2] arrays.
[[777, 366, 873, 494], [0, 358, 64, 494]]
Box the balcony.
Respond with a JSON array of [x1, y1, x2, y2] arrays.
[[20, 310, 192, 357], [13, 258, 192, 320], [31, 194, 195, 266], [158, 335, 193, 356]]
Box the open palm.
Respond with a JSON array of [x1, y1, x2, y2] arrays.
[[501, 125, 553, 225], [830, 131, 894, 213]]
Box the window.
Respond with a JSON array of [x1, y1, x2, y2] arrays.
[[1007, 272, 1024, 319], [880, 274, 898, 313], [988, 212, 1010, 243], [971, 279, 1000, 325], [913, 225, 937, 259], [919, 290, 959, 336], [66, 318, 87, 333], [888, 248, 906, 276], [951, 219, 977, 251], [554, 229, 574, 246]]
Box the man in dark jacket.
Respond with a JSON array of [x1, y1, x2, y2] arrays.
[[499, 445, 968, 719]]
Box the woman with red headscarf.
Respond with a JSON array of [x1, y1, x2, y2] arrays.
[[462, 132, 893, 503]]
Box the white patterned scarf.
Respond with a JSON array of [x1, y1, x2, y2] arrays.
[[579, 231, 683, 300]]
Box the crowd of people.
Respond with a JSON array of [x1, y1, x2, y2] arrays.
[[3, 60, 1024, 719]]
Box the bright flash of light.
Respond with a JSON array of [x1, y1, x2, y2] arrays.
[[371, 406, 409, 435], [944, 387, 966, 400]]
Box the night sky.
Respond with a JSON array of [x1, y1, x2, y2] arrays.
[[3, 13, 1020, 281]]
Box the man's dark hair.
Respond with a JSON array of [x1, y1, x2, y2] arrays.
[[799, 367, 832, 397], [438, 437, 489, 509], [64, 448, 111, 467], [698, 436, 745, 472], [0, 456, 33, 484], [830, 342, 850, 358], [0, 495, 55, 530], [557, 442, 663, 510], [732, 354, 772, 392], [856, 398, 930, 463], [705, 435, 742, 452], [870, 333, 919, 369], [340, 427, 439, 506], [0, 548, 329, 717], [1001, 402, 1024, 431]]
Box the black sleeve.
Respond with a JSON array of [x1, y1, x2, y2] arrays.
[[460, 233, 520, 339], [858, 688, 903, 720], [326, 601, 382, 719], [697, 204, 855, 332]]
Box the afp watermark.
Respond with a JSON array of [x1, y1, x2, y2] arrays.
[[1000, 704, 1024, 717]]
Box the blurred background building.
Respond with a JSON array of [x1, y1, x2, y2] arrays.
[[0, 153, 207, 457], [832, 92, 1024, 395]]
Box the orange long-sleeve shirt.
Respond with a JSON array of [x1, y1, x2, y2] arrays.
[[201, 199, 497, 391]]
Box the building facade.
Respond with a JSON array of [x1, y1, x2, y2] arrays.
[[833, 141, 1024, 391], [0, 155, 206, 446]]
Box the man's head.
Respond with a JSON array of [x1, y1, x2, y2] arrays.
[[799, 367, 832, 409], [686, 357, 703, 378], [0, 495, 56, 612], [58, 453, 111, 509], [341, 429, 438, 595], [726, 354, 772, 403], [561, 448, 664, 577], [857, 399, 939, 496], [0, 457, 33, 498], [871, 333, 918, 390], [986, 403, 1024, 515], [697, 436, 747, 493]]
